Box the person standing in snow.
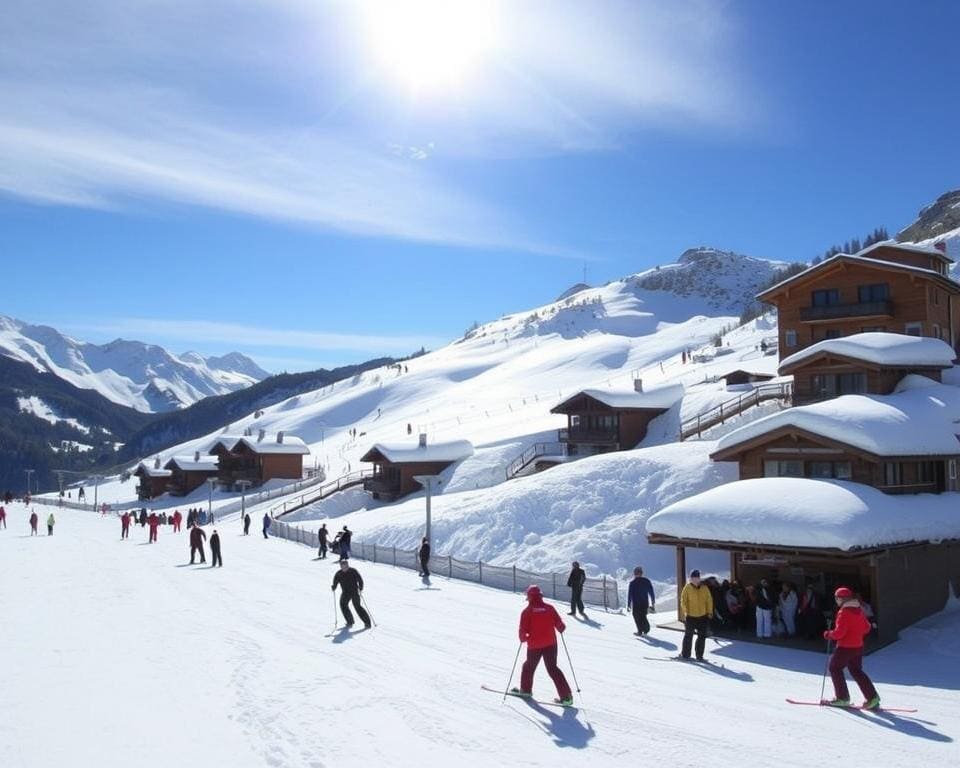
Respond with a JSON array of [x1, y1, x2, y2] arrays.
[[243, 512, 251, 536], [627, 566, 656, 636], [317, 523, 328, 558], [47, 513, 55, 536], [332, 560, 371, 628], [823, 587, 880, 709], [566, 561, 587, 617], [779, 582, 799, 637], [121, 512, 131, 539], [29, 510, 38, 536], [0, 504, 7, 529], [262, 513, 271, 539], [173, 510, 182, 532], [513, 585, 574, 706], [210, 529, 222, 567], [147, 512, 160, 543], [754, 578, 775, 639], [138, 509, 148, 528], [189, 524, 207, 564], [679, 569, 713, 661], [418, 537, 430, 577], [339, 526, 352, 560]]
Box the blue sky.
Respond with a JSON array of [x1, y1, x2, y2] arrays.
[[1, 0, 958, 372]]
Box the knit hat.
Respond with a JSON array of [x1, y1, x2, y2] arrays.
[[526, 584, 543, 600], [689, 569, 701, 578], [834, 586, 853, 600]]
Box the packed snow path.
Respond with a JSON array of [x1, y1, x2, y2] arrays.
[[2, 510, 958, 768]]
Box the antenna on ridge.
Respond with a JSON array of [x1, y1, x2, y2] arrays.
[[583, 261, 587, 285]]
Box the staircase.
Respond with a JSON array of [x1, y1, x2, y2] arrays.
[[271, 469, 373, 517], [680, 381, 792, 440], [505, 442, 566, 480]]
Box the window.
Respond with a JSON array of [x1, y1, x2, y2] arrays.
[[861, 326, 886, 333], [933, 324, 942, 340], [812, 289, 841, 307], [570, 415, 580, 427], [764, 460, 803, 478], [834, 462, 853, 480], [837, 372, 867, 395], [824, 329, 843, 340], [857, 283, 889, 303], [932, 287, 941, 306], [950, 460, 958, 481], [785, 329, 798, 348], [883, 462, 902, 486], [917, 462, 935, 484], [904, 321, 922, 337], [809, 461, 852, 479]]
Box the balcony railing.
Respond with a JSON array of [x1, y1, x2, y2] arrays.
[[799, 299, 893, 322], [364, 478, 402, 495], [558, 428, 619, 444]]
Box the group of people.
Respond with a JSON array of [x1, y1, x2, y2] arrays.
[[188, 523, 223, 566]]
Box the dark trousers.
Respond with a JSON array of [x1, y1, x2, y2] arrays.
[[419, 556, 430, 576], [190, 544, 206, 564], [829, 646, 877, 701], [340, 592, 370, 626], [570, 586, 585, 615], [47, 525, 53, 536], [121, 525, 129, 539], [340, 544, 351, 561], [319, 541, 327, 558], [263, 527, 269, 539], [243, 520, 250, 535], [211, 547, 222, 567], [520, 644, 572, 700], [149, 527, 158, 542], [632, 604, 651, 634], [681, 615, 709, 659]]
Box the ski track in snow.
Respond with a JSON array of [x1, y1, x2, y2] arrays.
[[2, 509, 958, 768]]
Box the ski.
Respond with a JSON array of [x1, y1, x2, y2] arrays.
[[643, 656, 725, 668], [785, 698, 917, 713], [480, 685, 576, 709]]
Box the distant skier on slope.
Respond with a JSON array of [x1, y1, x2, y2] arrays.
[[627, 566, 656, 636], [47, 513, 55, 536], [189, 524, 207, 564], [121, 512, 131, 539], [0, 504, 7, 529], [172, 510, 182, 532], [210, 529, 223, 568], [418, 537, 430, 577], [243, 512, 251, 536], [318, 524, 328, 558], [679, 569, 712, 661], [513, 585, 573, 706], [823, 587, 880, 709], [339, 526, 352, 560], [29, 510, 38, 536], [332, 560, 371, 628], [566, 561, 586, 617], [262, 513, 271, 539], [147, 512, 160, 543], [138, 509, 148, 528]]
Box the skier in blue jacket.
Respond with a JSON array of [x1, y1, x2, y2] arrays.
[[627, 566, 656, 636]]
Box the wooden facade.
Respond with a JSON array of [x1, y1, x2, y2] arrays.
[[360, 450, 456, 501], [550, 393, 669, 456], [134, 465, 170, 500], [164, 458, 218, 497], [210, 436, 307, 488], [758, 247, 960, 361], [723, 369, 775, 386]]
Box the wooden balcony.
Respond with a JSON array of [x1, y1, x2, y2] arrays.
[[558, 428, 619, 445], [799, 300, 893, 323]]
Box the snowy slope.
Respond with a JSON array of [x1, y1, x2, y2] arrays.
[[896, 188, 960, 280], [1, 510, 958, 768], [0, 315, 269, 412]]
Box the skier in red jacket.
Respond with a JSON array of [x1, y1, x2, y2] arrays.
[[121, 512, 131, 539], [823, 586, 879, 709], [512, 585, 573, 706], [172, 510, 182, 532], [29, 510, 38, 535], [0, 505, 6, 529], [147, 513, 160, 543]]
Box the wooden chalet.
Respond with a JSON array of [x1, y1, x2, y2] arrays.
[[778, 332, 956, 405], [723, 369, 775, 387], [134, 458, 172, 500], [209, 431, 310, 489], [550, 382, 684, 457], [164, 452, 220, 497], [757, 241, 960, 360], [361, 435, 474, 501]]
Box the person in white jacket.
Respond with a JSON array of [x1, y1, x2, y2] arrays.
[[779, 582, 799, 636]]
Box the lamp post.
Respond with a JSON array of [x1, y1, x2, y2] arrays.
[[236, 479, 253, 520], [24, 469, 35, 498], [91, 474, 104, 513], [412, 474, 441, 545], [207, 477, 218, 519]]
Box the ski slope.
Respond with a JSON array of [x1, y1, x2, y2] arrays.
[[1, 509, 957, 768]]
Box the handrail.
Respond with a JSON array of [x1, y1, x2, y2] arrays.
[[505, 442, 565, 480], [680, 382, 792, 440], [272, 469, 374, 517]]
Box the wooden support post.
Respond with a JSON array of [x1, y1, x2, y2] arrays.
[[676, 546, 686, 622]]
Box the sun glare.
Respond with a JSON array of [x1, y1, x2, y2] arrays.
[[363, 0, 499, 93]]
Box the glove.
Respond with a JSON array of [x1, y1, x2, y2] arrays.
[[822, 630, 830, 639], [331, 585, 336, 591], [649, 606, 656, 614]]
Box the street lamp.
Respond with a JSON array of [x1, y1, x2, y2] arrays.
[[207, 477, 218, 519], [412, 474, 442, 545], [24, 468, 35, 498], [236, 479, 253, 520], [91, 474, 104, 513]]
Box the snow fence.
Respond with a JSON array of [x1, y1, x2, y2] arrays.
[[271, 520, 621, 610]]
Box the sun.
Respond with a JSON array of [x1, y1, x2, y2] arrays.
[[362, 0, 499, 93]]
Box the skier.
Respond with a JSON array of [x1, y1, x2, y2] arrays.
[[172, 510, 182, 533], [339, 526, 352, 560], [121, 512, 131, 539], [0, 504, 6, 529], [331, 560, 371, 628], [679, 569, 713, 661], [243, 512, 251, 536], [47, 512, 55, 536], [317, 523, 328, 558], [29, 510, 38, 536], [189, 524, 207, 564], [627, 566, 656, 636], [262, 513, 271, 539], [147, 512, 160, 543], [566, 561, 586, 617], [513, 585, 573, 706], [418, 537, 430, 577], [823, 586, 880, 709], [210, 529, 223, 568], [138, 509, 148, 528]]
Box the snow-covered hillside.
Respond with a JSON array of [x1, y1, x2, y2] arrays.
[[896, 188, 960, 279], [0, 315, 269, 412]]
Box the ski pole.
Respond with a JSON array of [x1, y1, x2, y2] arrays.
[[560, 632, 582, 693], [819, 636, 832, 704], [503, 642, 523, 703], [333, 590, 339, 631], [361, 592, 377, 627]]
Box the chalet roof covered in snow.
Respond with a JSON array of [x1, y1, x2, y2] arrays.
[[645, 477, 960, 551], [135, 462, 172, 478], [238, 434, 310, 455], [209, 435, 244, 451], [361, 439, 475, 465], [714, 379, 960, 458], [165, 455, 220, 472], [779, 332, 957, 373], [552, 383, 685, 412], [857, 239, 953, 263]]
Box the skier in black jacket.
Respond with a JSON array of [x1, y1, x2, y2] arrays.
[[627, 566, 656, 635], [210, 529, 223, 567], [566, 561, 587, 617], [332, 560, 371, 628], [243, 513, 251, 535], [338, 526, 353, 560], [189, 524, 207, 564], [418, 537, 430, 577], [318, 524, 328, 559]]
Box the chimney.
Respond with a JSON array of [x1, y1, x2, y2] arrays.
[[258, 428, 266, 443], [934, 241, 947, 254], [194, 450, 200, 462], [634, 378, 643, 392], [153, 457, 160, 469], [419, 433, 428, 448], [277, 431, 284, 444]]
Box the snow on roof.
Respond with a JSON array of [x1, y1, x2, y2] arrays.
[[136, 462, 172, 478], [857, 239, 953, 263], [165, 455, 220, 472], [238, 434, 310, 455], [779, 333, 957, 372], [646, 478, 960, 551], [209, 435, 243, 451], [556, 383, 685, 411], [363, 440, 475, 464], [715, 380, 960, 457]]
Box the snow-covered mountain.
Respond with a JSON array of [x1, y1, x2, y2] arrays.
[[0, 316, 269, 413], [897, 188, 960, 278]]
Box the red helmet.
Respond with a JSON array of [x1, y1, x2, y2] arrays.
[[834, 586, 853, 600], [525, 585, 543, 600]]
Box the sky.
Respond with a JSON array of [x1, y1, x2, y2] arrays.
[[1, 0, 959, 373]]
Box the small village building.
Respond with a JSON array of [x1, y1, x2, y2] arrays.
[[164, 452, 220, 497], [723, 369, 776, 387], [361, 435, 474, 501], [757, 241, 960, 360], [779, 332, 955, 405], [209, 431, 310, 489], [550, 382, 684, 457], [134, 458, 172, 500], [646, 477, 960, 644]]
